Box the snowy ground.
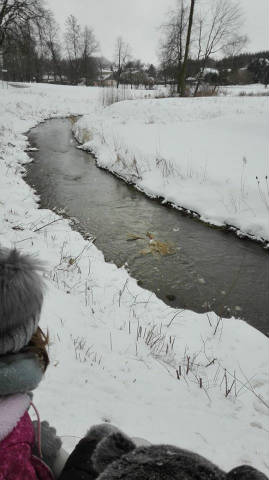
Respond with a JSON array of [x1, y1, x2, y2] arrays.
[[222, 83, 269, 96], [0, 83, 268, 475], [74, 86, 269, 244]]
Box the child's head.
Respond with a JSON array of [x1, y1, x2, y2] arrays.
[[0, 247, 46, 359]]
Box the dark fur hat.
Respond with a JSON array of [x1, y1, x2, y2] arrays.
[[96, 442, 226, 480], [0, 247, 45, 354], [60, 424, 269, 480], [227, 465, 268, 479], [91, 426, 268, 480], [92, 430, 136, 474], [94, 435, 268, 480]]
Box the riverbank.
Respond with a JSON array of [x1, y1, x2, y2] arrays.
[[0, 83, 268, 475], [74, 89, 269, 245]]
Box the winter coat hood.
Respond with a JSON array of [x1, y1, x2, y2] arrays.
[[0, 393, 30, 441]]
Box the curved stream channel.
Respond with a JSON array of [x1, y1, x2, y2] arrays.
[[26, 118, 269, 336]]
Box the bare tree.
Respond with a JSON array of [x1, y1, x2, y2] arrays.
[[81, 25, 98, 84], [193, 0, 247, 95], [64, 14, 83, 83], [0, 0, 46, 79], [0, 3, 101, 84], [0, 0, 45, 47], [4, 20, 37, 81], [113, 36, 130, 88], [222, 33, 248, 58], [159, 0, 189, 92], [43, 11, 62, 82], [64, 15, 99, 85]]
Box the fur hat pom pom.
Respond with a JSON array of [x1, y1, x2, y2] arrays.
[[0, 247, 46, 354], [92, 431, 135, 474]]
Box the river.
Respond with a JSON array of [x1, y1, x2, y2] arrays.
[[26, 118, 269, 336]]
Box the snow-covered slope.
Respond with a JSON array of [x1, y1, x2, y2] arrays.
[[74, 93, 269, 243]]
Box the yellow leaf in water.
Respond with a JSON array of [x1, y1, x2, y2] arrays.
[[126, 233, 145, 241], [128, 231, 176, 257], [140, 248, 152, 255]]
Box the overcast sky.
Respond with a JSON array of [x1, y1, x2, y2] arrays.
[[45, 0, 268, 64]]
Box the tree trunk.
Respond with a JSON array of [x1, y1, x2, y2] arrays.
[[0, 47, 3, 82], [176, 62, 182, 94], [178, 0, 195, 97], [194, 57, 206, 96]]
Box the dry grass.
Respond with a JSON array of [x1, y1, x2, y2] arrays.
[[156, 156, 176, 178], [68, 115, 78, 124], [99, 86, 135, 107], [81, 128, 92, 143], [112, 148, 142, 180], [256, 175, 269, 213], [71, 334, 103, 366], [135, 321, 176, 363], [239, 90, 269, 97], [194, 86, 220, 97]]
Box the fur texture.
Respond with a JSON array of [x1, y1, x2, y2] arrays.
[[85, 423, 121, 444], [96, 443, 226, 480], [92, 431, 136, 474], [59, 423, 121, 480], [227, 466, 268, 479], [0, 248, 45, 354], [58, 424, 269, 480]]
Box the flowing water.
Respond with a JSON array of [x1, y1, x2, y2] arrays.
[[26, 118, 269, 336]]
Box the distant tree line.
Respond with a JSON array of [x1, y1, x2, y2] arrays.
[[157, 0, 268, 94], [158, 50, 269, 89], [0, 1, 99, 84], [1, 0, 268, 88]]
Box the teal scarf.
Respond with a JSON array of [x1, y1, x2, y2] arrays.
[[0, 352, 43, 396]]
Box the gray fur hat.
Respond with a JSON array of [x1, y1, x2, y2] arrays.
[[0, 247, 45, 355]]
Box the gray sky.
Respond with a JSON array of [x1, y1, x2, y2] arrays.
[[45, 0, 268, 64]]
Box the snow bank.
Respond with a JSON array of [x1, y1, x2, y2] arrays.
[[74, 95, 269, 243], [0, 83, 268, 475]]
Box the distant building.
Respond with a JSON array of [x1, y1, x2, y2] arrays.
[[96, 69, 116, 86], [41, 73, 68, 84], [201, 67, 219, 77]]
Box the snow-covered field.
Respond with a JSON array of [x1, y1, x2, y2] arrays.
[[0, 83, 268, 475], [74, 87, 269, 244], [223, 83, 269, 96]]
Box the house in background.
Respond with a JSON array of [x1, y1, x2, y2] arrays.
[[98, 70, 117, 87]]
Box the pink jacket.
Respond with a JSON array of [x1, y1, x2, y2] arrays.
[[0, 394, 54, 480]]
